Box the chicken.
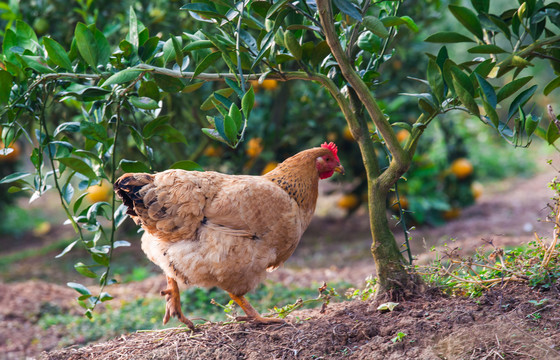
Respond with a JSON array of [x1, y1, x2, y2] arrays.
[[114, 142, 344, 328]]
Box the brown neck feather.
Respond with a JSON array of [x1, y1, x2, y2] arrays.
[[263, 147, 331, 212]]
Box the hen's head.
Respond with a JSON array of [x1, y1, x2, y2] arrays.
[[316, 142, 345, 179]]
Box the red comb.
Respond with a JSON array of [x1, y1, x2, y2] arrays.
[[321, 142, 339, 160]]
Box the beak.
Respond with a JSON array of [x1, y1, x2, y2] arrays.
[[334, 164, 345, 175]]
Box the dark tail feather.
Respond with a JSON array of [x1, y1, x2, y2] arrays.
[[114, 173, 153, 217]]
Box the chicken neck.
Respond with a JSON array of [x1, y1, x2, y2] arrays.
[[262, 147, 330, 215]]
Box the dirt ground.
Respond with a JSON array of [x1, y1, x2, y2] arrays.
[[41, 284, 560, 360], [1, 159, 560, 359]]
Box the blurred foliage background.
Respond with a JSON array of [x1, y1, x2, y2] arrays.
[[0, 0, 552, 228]]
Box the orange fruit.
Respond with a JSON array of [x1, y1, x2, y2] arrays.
[[396, 129, 409, 143], [204, 145, 222, 157], [471, 181, 483, 200], [262, 161, 278, 175], [450, 158, 473, 179], [86, 181, 112, 203], [249, 80, 260, 92], [337, 194, 359, 210], [390, 195, 408, 210], [261, 79, 278, 90], [246, 138, 264, 158], [326, 131, 338, 142], [442, 207, 461, 220], [0, 141, 21, 162], [343, 126, 354, 141]]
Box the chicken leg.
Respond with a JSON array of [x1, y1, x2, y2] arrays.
[[160, 276, 194, 328], [228, 292, 285, 324]]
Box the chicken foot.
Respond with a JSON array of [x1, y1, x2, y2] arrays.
[[228, 292, 285, 324], [160, 276, 194, 328]]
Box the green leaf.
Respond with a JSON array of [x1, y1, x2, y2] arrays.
[[10, 20, 38, 53], [241, 87, 255, 119], [0, 70, 12, 105], [450, 67, 474, 96], [524, 114, 539, 138], [427, 59, 444, 104], [200, 88, 235, 111], [193, 52, 221, 78], [20, 55, 54, 74], [201, 128, 228, 144], [449, 5, 484, 40], [475, 73, 496, 108], [333, 0, 362, 22], [74, 262, 98, 278], [507, 85, 537, 120], [73, 193, 89, 214], [544, 76, 560, 96], [453, 77, 480, 116], [57, 86, 111, 101], [482, 98, 499, 127], [362, 16, 389, 38], [228, 103, 243, 131], [470, 0, 489, 13], [0, 171, 30, 184], [58, 157, 98, 179], [171, 35, 184, 69], [284, 31, 302, 60], [129, 6, 139, 50], [381, 16, 418, 32], [129, 96, 159, 110], [153, 74, 185, 93], [67, 282, 91, 296], [55, 240, 79, 258], [151, 124, 188, 144], [546, 120, 560, 145], [223, 115, 238, 144], [467, 44, 507, 54], [103, 69, 143, 87], [74, 23, 98, 68], [62, 183, 74, 205], [119, 159, 150, 173], [139, 80, 161, 101], [425, 31, 474, 43], [310, 40, 331, 67], [142, 116, 170, 138], [180, 2, 223, 18], [266, 0, 289, 18], [183, 40, 214, 52], [80, 121, 107, 144], [473, 59, 495, 78], [182, 82, 205, 93], [169, 160, 204, 171], [399, 16, 419, 33], [496, 76, 532, 103], [357, 31, 382, 53], [92, 27, 111, 66], [43, 37, 73, 71], [163, 37, 178, 65]]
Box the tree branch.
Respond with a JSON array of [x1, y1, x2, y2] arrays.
[[315, 0, 409, 191]]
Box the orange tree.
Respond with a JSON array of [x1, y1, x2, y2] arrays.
[[1, 0, 559, 314]]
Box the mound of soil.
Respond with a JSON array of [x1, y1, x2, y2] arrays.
[[41, 284, 560, 360]]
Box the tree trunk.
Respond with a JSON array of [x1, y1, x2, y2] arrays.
[[368, 180, 421, 300]]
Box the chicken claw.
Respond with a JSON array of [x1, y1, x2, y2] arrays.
[[161, 277, 194, 328], [228, 293, 285, 325]]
